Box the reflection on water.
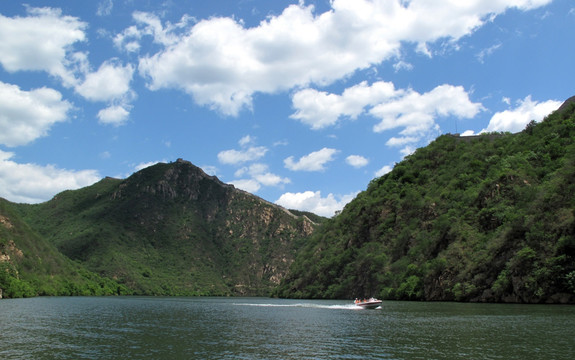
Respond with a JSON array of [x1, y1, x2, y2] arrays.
[[1, 297, 574, 359]]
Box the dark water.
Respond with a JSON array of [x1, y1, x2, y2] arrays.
[[1, 297, 574, 359]]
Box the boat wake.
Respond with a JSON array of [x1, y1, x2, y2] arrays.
[[233, 303, 363, 310]]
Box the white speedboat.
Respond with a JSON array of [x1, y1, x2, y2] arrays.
[[354, 298, 382, 309]]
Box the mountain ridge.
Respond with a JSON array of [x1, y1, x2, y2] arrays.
[[2, 158, 320, 297]]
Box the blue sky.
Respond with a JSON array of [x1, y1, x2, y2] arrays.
[[0, 0, 573, 216]]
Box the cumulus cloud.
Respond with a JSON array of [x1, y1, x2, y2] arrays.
[[230, 164, 289, 193], [292, 81, 482, 153], [0, 82, 72, 147], [230, 178, 261, 193], [97, 105, 131, 126], [76, 61, 134, 102], [284, 148, 339, 172], [370, 84, 482, 133], [346, 155, 369, 168], [218, 146, 268, 165], [75, 60, 135, 123], [0, 6, 87, 86], [0, 7, 136, 122], [235, 163, 290, 186], [115, 11, 195, 52], [0, 150, 100, 203], [127, 0, 551, 115], [218, 138, 288, 194], [291, 81, 397, 129], [275, 190, 357, 217], [393, 60, 414, 72], [483, 96, 562, 133]]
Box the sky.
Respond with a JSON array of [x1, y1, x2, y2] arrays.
[[0, 0, 573, 217]]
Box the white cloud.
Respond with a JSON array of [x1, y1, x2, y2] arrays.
[[393, 60, 413, 72], [248, 164, 290, 187], [133, 160, 162, 172], [460, 130, 477, 137], [232, 163, 290, 193], [370, 84, 482, 133], [76, 61, 134, 102], [219, 138, 289, 193], [0, 82, 72, 147], [400, 146, 416, 157], [0, 150, 100, 203], [238, 135, 254, 146], [230, 179, 261, 193], [201, 165, 219, 177], [275, 190, 357, 217], [385, 136, 419, 147], [284, 148, 339, 172], [114, 25, 142, 52], [375, 165, 393, 177], [97, 105, 130, 126], [255, 172, 290, 187], [291, 81, 397, 129], [218, 146, 268, 165], [0, 7, 87, 86], [292, 81, 482, 148], [346, 155, 369, 168], [483, 96, 562, 133], [131, 0, 551, 115]]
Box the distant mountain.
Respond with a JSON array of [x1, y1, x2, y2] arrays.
[[275, 97, 575, 304], [1, 159, 319, 297]]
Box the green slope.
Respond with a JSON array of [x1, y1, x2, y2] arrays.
[[0, 198, 129, 298], [275, 99, 575, 303]]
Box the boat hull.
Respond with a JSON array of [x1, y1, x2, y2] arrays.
[[356, 300, 382, 309]]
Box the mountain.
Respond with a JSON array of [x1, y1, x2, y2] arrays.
[[275, 98, 575, 304], [2, 159, 319, 297]]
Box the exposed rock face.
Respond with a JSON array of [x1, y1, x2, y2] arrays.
[[556, 95, 575, 113], [0, 215, 13, 229]]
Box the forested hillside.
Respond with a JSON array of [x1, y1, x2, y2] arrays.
[[0, 199, 128, 298], [275, 99, 575, 303], [1, 159, 318, 297]]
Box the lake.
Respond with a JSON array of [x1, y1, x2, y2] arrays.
[[1, 297, 574, 359]]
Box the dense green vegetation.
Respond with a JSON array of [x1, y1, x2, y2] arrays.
[[1, 160, 316, 298], [0, 199, 129, 298], [275, 100, 575, 303]]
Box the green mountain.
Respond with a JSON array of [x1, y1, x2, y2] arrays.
[[1, 159, 319, 297], [275, 98, 575, 303]]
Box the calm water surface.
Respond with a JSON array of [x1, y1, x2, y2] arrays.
[[1, 297, 574, 359]]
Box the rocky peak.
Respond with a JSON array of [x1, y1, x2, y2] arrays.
[[556, 95, 575, 113]]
